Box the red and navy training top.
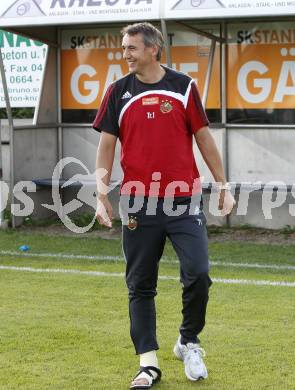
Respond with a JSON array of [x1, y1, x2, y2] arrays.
[[93, 66, 209, 197]]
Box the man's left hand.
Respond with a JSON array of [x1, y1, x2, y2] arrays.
[[218, 189, 236, 216]]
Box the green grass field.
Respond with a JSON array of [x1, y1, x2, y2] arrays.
[[0, 229, 294, 389]]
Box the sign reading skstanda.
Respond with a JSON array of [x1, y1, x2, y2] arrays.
[[60, 27, 220, 116], [60, 23, 295, 121], [227, 22, 295, 110], [0, 30, 47, 108], [0, 0, 159, 27]]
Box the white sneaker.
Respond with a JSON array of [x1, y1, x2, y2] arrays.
[[173, 336, 208, 381]]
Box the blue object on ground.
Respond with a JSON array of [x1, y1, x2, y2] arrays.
[[19, 245, 30, 251]]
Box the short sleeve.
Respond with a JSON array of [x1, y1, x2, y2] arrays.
[[92, 83, 119, 137], [186, 81, 209, 133]]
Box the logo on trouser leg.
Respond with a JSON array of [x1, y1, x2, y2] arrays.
[[196, 218, 202, 226], [128, 216, 138, 230]]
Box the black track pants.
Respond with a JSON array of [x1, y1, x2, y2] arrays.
[[121, 196, 212, 355]]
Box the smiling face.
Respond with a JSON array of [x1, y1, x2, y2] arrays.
[[122, 33, 157, 76]]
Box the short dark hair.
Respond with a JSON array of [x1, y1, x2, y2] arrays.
[[121, 22, 164, 61]]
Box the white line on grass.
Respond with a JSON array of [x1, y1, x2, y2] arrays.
[[0, 250, 124, 261], [210, 260, 295, 271], [0, 265, 294, 287], [0, 250, 295, 271]]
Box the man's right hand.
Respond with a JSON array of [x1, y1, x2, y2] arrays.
[[96, 195, 113, 228]]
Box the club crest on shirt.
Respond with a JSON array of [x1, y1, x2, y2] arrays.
[[127, 216, 138, 230], [160, 100, 173, 113]]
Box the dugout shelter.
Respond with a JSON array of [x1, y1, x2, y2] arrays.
[[1, 0, 295, 228]]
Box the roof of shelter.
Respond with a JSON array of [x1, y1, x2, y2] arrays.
[[0, 0, 295, 31]]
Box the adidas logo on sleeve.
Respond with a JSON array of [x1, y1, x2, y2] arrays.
[[122, 91, 132, 99]]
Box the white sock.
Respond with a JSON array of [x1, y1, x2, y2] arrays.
[[140, 350, 159, 368], [137, 350, 159, 381]]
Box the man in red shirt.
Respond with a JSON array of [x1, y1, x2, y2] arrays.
[[93, 22, 235, 389]]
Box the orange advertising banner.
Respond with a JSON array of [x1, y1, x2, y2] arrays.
[[227, 23, 295, 109], [61, 23, 295, 113], [227, 44, 295, 109], [61, 28, 220, 111], [61, 46, 220, 110]]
